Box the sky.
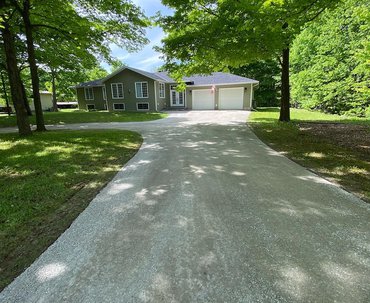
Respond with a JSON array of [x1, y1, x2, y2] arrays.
[[103, 0, 172, 72]]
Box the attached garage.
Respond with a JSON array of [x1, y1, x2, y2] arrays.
[[218, 87, 244, 110], [192, 89, 215, 110]]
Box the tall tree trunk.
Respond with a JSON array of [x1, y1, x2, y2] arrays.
[[51, 69, 58, 112], [1, 24, 32, 136], [0, 71, 11, 116], [22, 0, 46, 131], [20, 74, 32, 116], [279, 47, 290, 122]]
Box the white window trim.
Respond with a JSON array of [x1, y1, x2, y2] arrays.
[[159, 82, 165, 98], [111, 83, 124, 99], [135, 81, 149, 99], [170, 86, 186, 107], [84, 87, 94, 100], [86, 104, 95, 110], [102, 86, 107, 100], [104, 85, 108, 110], [154, 81, 158, 111], [113, 103, 125, 111], [136, 102, 149, 111]]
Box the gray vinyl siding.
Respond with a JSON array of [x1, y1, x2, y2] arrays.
[[155, 81, 170, 110], [76, 87, 106, 110], [75, 69, 255, 111], [104, 69, 156, 111]]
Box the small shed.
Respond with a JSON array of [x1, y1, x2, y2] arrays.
[[29, 91, 53, 111]]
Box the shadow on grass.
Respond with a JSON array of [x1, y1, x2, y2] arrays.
[[1, 121, 369, 301], [0, 129, 142, 290], [249, 121, 370, 202]]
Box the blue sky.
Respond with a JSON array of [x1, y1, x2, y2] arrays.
[[104, 0, 172, 72]]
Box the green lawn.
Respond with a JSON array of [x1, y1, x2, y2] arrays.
[[251, 107, 370, 125], [0, 110, 168, 128], [249, 108, 370, 202], [0, 130, 142, 290]]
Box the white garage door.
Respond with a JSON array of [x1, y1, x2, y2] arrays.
[[192, 89, 214, 110], [219, 87, 244, 110]]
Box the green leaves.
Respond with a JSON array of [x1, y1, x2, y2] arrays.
[[291, 0, 370, 117], [231, 60, 281, 107], [158, 0, 337, 78], [1, 0, 150, 103]]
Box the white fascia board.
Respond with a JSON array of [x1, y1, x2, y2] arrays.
[[187, 81, 259, 88], [102, 67, 167, 83]]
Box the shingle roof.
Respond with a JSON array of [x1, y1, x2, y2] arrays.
[[187, 72, 258, 85], [154, 71, 175, 82], [74, 68, 258, 88], [128, 67, 165, 81], [154, 71, 258, 85], [75, 79, 103, 88]]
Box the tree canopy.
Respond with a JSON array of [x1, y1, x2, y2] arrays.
[[230, 60, 280, 108], [159, 0, 338, 121], [1, 0, 149, 135], [291, 0, 370, 116]]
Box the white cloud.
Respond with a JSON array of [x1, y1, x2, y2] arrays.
[[101, 1, 171, 72], [136, 54, 163, 71], [116, 54, 131, 61]]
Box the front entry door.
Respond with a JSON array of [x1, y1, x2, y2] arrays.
[[170, 86, 185, 107]]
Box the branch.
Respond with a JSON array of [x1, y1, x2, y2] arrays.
[[291, 0, 321, 17], [9, 0, 22, 12], [31, 11, 69, 32], [32, 23, 76, 39], [198, 3, 219, 17], [1, 7, 18, 23], [305, 7, 326, 22], [277, 56, 283, 67], [19, 64, 30, 71]]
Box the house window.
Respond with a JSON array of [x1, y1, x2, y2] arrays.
[[113, 103, 125, 111], [159, 83, 165, 98], [84, 87, 94, 100], [111, 83, 124, 99], [135, 82, 148, 98], [102, 86, 107, 100], [86, 104, 95, 110], [137, 102, 149, 111]]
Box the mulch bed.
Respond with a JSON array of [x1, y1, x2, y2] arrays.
[[298, 122, 370, 159]]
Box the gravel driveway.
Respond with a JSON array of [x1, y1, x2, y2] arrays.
[[1, 111, 370, 302]]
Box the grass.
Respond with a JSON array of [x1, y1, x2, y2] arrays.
[[0, 130, 142, 290], [0, 110, 168, 128], [252, 107, 370, 125], [249, 108, 370, 202]]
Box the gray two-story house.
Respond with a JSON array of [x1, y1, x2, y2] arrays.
[[73, 66, 259, 111]]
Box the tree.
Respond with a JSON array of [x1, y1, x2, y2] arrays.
[[0, 6, 32, 135], [2, 0, 148, 132], [0, 26, 33, 116], [230, 60, 280, 108], [0, 70, 11, 116], [12, 0, 46, 131], [110, 59, 125, 73], [35, 25, 101, 110], [159, 0, 338, 121], [291, 0, 370, 116], [29, 0, 148, 109]]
